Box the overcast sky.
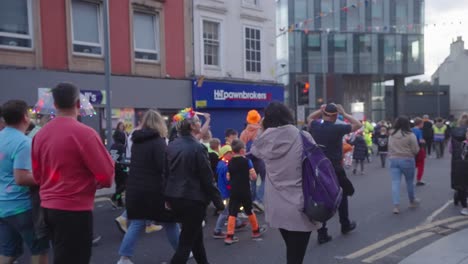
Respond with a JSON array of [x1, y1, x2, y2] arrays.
[[419, 0, 468, 81]]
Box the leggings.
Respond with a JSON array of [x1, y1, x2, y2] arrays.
[[353, 160, 364, 172], [279, 229, 311, 264]]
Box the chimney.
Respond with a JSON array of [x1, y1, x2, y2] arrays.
[[450, 36, 465, 57]]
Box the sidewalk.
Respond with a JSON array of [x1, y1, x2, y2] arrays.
[[399, 228, 468, 264]]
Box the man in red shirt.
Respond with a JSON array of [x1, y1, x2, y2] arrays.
[[32, 83, 114, 264]]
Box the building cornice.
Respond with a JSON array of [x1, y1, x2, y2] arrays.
[[240, 13, 268, 22], [196, 4, 227, 14]]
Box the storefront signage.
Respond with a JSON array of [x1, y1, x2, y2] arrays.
[[81, 90, 106, 105], [193, 80, 283, 109]]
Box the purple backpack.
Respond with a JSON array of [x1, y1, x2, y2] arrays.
[[300, 132, 342, 222]]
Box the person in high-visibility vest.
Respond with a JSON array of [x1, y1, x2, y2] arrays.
[[433, 118, 447, 159]]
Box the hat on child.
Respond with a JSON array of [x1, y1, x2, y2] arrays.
[[246, 110, 261, 124], [219, 145, 233, 158]]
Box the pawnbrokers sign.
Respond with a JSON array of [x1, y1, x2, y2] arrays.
[[193, 80, 283, 109]]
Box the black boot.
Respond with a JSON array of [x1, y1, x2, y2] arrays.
[[317, 228, 332, 245], [454, 191, 460, 206], [341, 221, 357, 235]]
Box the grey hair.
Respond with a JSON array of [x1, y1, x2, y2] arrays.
[[176, 116, 199, 136]]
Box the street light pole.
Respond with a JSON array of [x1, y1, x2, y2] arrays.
[[322, 30, 328, 104], [103, 0, 112, 149]]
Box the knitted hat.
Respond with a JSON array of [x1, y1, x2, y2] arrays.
[[246, 110, 261, 124], [219, 145, 233, 158]]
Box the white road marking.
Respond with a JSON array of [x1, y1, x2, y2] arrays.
[[345, 216, 466, 259], [446, 219, 468, 229], [422, 200, 453, 225], [361, 232, 434, 263]]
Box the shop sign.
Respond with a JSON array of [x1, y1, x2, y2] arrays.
[[81, 90, 106, 105], [192, 80, 284, 109]]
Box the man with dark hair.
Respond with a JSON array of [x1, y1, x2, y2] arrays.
[[224, 128, 238, 146], [32, 83, 114, 264], [307, 103, 362, 244], [0, 100, 49, 264]]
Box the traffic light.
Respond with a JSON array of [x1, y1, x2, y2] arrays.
[[297, 81, 310, 105]]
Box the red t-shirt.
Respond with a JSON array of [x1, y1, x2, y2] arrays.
[[32, 117, 114, 211]]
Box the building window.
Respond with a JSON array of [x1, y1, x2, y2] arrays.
[[334, 34, 347, 52], [307, 34, 321, 51], [203, 20, 220, 66], [359, 35, 372, 53], [133, 12, 160, 61], [321, 0, 334, 29], [71, 0, 102, 55], [371, 1, 384, 28], [243, 0, 258, 7], [245, 27, 261, 73], [0, 0, 32, 49]]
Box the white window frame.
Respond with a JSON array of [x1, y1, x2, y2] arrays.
[[201, 19, 222, 69], [243, 25, 262, 74], [133, 11, 160, 63], [242, 0, 259, 8], [0, 0, 34, 51], [70, 0, 104, 57]]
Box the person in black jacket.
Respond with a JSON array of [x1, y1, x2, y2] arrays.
[[451, 113, 468, 215], [165, 108, 224, 264], [110, 130, 128, 208], [117, 110, 180, 264], [422, 115, 434, 156], [351, 131, 368, 175]]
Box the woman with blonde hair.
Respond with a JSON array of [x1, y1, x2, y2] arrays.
[[117, 110, 179, 264]]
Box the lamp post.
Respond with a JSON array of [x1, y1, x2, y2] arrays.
[[103, 0, 112, 149]]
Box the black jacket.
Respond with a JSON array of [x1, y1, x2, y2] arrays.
[[165, 135, 223, 209], [422, 121, 434, 140], [126, 129, 175, 222], [451, 126, 468, 190], [351, 136, 368, 161]]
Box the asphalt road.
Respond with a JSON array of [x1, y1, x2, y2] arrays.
[[16, 153, 465, 264]]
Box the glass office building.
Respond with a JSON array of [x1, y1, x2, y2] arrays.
[[276, 0, 424, 121]]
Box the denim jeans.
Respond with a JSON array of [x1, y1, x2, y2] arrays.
[[118, 220, 180, 257], [249, 157, 265, 203], [214, 200, 242, 233], [389, 158, 416, 206]]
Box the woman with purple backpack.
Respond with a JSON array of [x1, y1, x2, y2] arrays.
[[251, 102, 320, 264]]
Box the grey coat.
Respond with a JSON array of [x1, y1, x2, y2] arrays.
[[251, 125, 320, 232]]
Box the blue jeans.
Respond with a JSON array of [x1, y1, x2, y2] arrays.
[[389, 158, 416, 206], [214, 200, 243, 233], [249, 156, 265, 203], [118, 220, 180, 257]]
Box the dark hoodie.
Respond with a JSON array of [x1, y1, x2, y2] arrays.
[[125, 129, 175, 221], [450, 126, 468, 190]]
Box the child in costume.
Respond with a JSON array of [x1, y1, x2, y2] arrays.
[[225, 140, 266, 245]]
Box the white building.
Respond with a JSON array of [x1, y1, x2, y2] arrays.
[[432, 37, 468, 118], [192, 0, 276, 82]]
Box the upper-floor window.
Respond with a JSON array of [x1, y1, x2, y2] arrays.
[[203, 20, 220, 66], [133, 12, 160, 61], [307, 34, 321, 51], [245, 27, 261, 73], [0, 0, 32, 49], [71, 0, 103, 55], [334, 34, 347, 52]]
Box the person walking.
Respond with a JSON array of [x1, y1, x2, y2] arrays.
[[377, 126, 389, 168], [110, 130, 128, 209], [251, 102, 320, 264], [450, 113, 468, 215], [307, 103, 362, 244], [0, 100, 49, 264], [433, 118, 447, 159], [240, 110, 266, 211], [32, 83, 114, 264], [117, 110, 180, 264], [165, 108, 224, 264], [388, 117, 420, 214], [412, 118, 427, 186], [350, 131, 368, 175], [422, 115, 434, 157]]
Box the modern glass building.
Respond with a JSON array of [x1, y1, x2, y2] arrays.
[[276, 0, 424, 122]]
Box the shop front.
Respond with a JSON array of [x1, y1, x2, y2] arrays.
[[192, 80, 284, 140]]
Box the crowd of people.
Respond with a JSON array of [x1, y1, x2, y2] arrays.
[[0, 82, 468, 264]]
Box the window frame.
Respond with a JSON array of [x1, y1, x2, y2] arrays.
[[0, 0, 34, 51], [243, 25, 262, 74], [132, 11, 160, 63], [70, 0, 104, 57], [202, 19, 221, 68], [242, 0, 259, 8]]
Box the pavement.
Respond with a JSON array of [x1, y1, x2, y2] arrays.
[[399, 228, 468, 264]]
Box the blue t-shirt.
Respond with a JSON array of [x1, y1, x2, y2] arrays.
[[412, 127, 423, 142], [0, 127, 32, 218], [309, 120, 352, 163], [217, 159, 230, 199]]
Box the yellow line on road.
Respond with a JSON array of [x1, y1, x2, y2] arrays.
[[361, 232, 434, 263], [345, 216, 466, 259], [446, 219, 468, 229], [95, 197, 111, 203]]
